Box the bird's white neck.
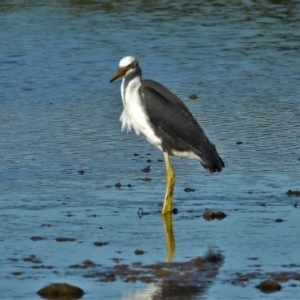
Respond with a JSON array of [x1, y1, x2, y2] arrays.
[[121, 73, 142, 107]]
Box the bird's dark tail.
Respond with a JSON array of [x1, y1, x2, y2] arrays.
[[201, 155, 224, 174], [198, 140, 225, 174]]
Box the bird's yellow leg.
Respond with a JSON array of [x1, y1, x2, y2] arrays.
[[162, 213, 175, 262], [161, 152, 175, 215]]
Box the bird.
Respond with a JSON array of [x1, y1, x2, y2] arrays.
[[110, 56, 224, 214]]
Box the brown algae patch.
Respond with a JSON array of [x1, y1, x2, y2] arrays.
[[272, 274, 289, 282], [37, 283, 84, 299], [23, 255, 42, 264], [81, 250, 224, 290], [233, 270, 300, 292]]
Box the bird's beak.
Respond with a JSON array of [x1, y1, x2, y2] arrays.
[[110, 68, 126, 83]]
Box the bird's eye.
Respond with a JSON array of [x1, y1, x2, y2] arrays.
[[126, 62, 138, 70]]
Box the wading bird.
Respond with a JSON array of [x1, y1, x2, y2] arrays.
[[110, 56, 224, 214]]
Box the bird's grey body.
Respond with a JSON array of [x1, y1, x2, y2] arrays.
[[116, 56, 224, 173]]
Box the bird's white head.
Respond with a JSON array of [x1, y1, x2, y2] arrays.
[[110, 56, 140, 83]]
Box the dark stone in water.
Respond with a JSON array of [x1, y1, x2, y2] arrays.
[[275, 219, 283, 223], [172, 208, 178, 214], [287, 190, 300, 196], [142, 177, 151, 182], [69, 260, 96, 269], [189, 93, 198, 100], [94, 241, 108, 247], [78, 170, 85, 175], [135, 249, 145, 255], [184, 187, 195, 192], [141, 166, 150, 173], [31, 236, 44, 241], [56, 237, 76, 242], [255, 279, 281, 293], [215, 211, 227, 220], [115, 182, 122, 188], [37, 283, 84, 299], [236, 141, 243, 145], [203, 211, 216, 221]]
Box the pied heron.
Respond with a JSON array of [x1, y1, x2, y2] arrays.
[[110, 56, 224, 214]]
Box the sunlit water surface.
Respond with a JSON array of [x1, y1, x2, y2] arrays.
[[1, 0, 300, 299]]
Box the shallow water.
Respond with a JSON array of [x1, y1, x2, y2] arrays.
[[1, 0, 300, 299]]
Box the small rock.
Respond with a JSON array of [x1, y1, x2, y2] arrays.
[[30, 236, 44, 241], [184, 187, 195, 192], [215, 211, 227, 220], [203, 211, 216, 221], [115, 182, 122, 188], [142, 177, 152, 182], [83, 260, 95, 266], [275, 219, 283, 223], [78, 170, 85, 175], [56, 237, 76, 242], [287, 190, 300, 196], [236, 141, 243, 145], [134, 249, 145, 255], [141, 166, 151, 173], [172, 208, 178, 214], [37, 283, 84, 299], [189, 93, 198, 100], [255, 279, 281, 293], [94, 241, 108, 247]]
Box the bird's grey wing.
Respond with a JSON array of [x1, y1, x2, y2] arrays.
[[139, 80, 224, 172]]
